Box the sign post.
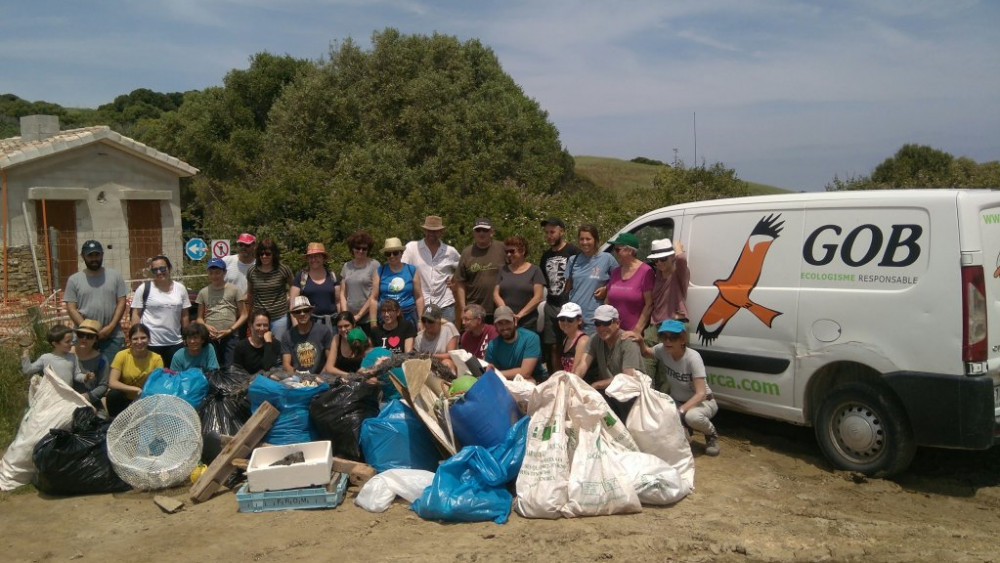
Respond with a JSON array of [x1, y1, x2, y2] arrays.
[[211, 239, 231, 259], [185, 238, 207, 261]]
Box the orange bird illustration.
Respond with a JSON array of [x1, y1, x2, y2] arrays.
[[697, 214, 784, 345]]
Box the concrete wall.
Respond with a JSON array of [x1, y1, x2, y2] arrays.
[[3, 141, 184, 282]]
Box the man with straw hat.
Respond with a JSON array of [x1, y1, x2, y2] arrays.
[[402, 215, 460, 323]]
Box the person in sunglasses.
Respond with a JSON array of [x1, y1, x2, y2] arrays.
[[130, 254, 190, 368], [647, 238, 689, 332], [373, 237, 424, 326], [281, 296, 332, 374], [339, 230, 380, 331], [633, 319, 719, 456], [573, 304, 644, 421], [246, 239, 294, 341], [72, 319, 110, 408]]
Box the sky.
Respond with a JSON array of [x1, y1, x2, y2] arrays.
[[2, 0, 999, 191]]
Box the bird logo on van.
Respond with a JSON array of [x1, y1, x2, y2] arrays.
[[697, 214, 785, 345]]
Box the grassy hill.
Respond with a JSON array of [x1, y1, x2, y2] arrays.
[[574, 155, 788, 196]]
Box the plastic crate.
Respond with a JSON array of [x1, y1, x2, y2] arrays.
[[236, 472, 349, 513]]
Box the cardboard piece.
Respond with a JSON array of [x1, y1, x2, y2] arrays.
[[392, 359, 457, 456]]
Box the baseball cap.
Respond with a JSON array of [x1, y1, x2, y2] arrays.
[[593, 304, 619, 322], [540, 217, 566, 228], [493, 305, 516, 323], [289, 296, 313, 312], [207, 257, 226, 270], [237, 233, 256, 245], [80, 240, 103, 255], [609, 232, 640, 250], [557, 302, 583, 319], [658, 319, 686, 334], [473, 218, 493, 231], [422, 304, 443, 322]]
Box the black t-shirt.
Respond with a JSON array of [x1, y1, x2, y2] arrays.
[[232, 339, 282, 374], [540, 243, 580, 306], [369, 320, 418, 353]]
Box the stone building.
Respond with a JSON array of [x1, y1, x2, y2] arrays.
[[0, 115, 198, 295]]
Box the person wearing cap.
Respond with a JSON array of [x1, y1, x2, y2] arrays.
[[606, 232, 655, 333], [281, 296, 332, 374], [414, 304, 460, 371], [130, 254, 190, 368], [373, 237, 424, 326], [401, 216, 461, 323], [63, 239, 129, 364], [224, 232, 257, 296], [484, 305, 547, 383], [339, 230, 380, 330], [196, 257, 248, 367], [540, 217, 580, 373], [321, 312, 372, 377], [246, 238, 295, 341], [72, 319, 110, 408], [566, 224, 618, 336], [573, 304, 644, 392], [555, 302, 593, 377], [459, 303, 498, 360], [290, 242, 341, 327], [454, 218, 507, 330], [633, 319, 720, 456], [648, 238, 690, 329]]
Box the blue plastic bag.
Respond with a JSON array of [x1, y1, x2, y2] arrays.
[[139, 368, 209, 410], [360, 400, 441, 473], [360, 347, 406, 403], [248, 375, 329, 445], [411, 415, 529, 524], [449, 369, 522, 448]]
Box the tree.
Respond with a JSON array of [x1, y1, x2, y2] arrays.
[[630, 160, 750, 210], [827, 144, 999, 191]]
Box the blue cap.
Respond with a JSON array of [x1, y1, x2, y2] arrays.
[[657, 319, 686, 334], [207, 257, 226, 270]]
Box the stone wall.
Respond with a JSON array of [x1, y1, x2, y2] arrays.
[[1, 245, 50, 295]]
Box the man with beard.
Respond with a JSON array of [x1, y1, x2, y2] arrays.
[[484, 306, 547, 383], [539, 217, 579, 373], [224, 232, 256, 338], [63, 240, 129, 364], [281, 296, 332, 374]]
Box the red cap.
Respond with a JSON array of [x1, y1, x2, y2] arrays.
[[237, 233, 256, 245]]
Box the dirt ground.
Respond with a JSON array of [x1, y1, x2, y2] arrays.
[[3, 410, 999, 563]]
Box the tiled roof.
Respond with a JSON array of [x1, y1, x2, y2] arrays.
[[0, 125, 198, 176]]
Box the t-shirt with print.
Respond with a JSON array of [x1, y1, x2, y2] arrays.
[[247, 264, 294, 319], [132, 281, 191, 347], [652, 344, 711, 403], [567, 252, 618, 335], [63, 268, 128, 338], [455, 241, 507, 315], [496, 264, 545, 329], [369, 320, 418, 354], [606, 262, 655, 331], [280, 323, 332, 373], [460, 324, 498, 359], [540, 243, 579, 306], [414, 321, 460, 355], [196, 283, 245, 331]]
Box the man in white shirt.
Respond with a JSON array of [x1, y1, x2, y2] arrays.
[[401, 215, 460, 322], [223, 232, 256, 294]]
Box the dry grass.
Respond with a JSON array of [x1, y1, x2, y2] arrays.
[[573, 155, 789, 196]]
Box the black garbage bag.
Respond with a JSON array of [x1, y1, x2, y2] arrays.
[[198, 367, 252, 464], [309, 376, 381, 461], [32, 407, 131, 495]]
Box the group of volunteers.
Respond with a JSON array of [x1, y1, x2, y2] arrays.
[[23, 213, 721, 455]]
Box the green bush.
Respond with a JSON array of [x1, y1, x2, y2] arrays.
[[0, 345, 28, 450]]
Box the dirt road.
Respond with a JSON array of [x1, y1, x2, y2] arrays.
[[3, 411, 999, 563]]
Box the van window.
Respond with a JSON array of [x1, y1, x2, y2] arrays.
[[627, 219, 675, 261]]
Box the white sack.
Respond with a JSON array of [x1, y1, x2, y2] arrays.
[[616, 450, 691, 505], [564, 427, 642, 517], [354, 468, 435, 513]]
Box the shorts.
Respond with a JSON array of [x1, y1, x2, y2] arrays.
[[541, 302, 565, 345]]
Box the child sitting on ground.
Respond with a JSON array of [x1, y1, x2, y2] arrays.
[[170, 323, 220, 372], [21, 324, 88, 387]]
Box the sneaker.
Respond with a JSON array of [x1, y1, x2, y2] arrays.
[[704, 434, 720, 456]]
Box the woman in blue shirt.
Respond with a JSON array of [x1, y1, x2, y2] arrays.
[[566, 224, 617, 335], [373, 237, 424, 326]]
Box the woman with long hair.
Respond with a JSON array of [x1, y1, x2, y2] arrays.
[[246, 238, 294, 341], [565, 224, 618, 335], [368, 298, 416, 354], [493, 235, 545, 331], [107, 324, 164, 417], [232, 309, 282, 374], [322, 312, 372, 376], [130, 254, 189, 368]]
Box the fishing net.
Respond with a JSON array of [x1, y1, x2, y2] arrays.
[[107, 395, 203, 490]]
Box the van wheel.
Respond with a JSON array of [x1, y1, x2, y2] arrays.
[[815, 383, 916, 477]]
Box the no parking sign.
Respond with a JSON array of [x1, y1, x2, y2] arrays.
[[211, 239, 231, 259]]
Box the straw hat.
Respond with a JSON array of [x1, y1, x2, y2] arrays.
[[76, 319, 101, 336], [305, 242, 327, 257], [421, 216, 445, 231], [381, 237, 405, 253]]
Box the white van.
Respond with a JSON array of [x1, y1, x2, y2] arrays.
[[611, 189, 1000, 476]]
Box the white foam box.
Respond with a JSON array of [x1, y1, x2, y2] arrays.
[[246, 440, 333, 493]]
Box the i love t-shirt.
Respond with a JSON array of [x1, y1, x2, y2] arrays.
[[369, 320, 417, 353]]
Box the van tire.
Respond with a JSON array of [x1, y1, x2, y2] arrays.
[[815, 383, 916, 477]]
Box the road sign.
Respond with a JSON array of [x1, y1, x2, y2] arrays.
[[211, 239, 231, 259], [185, 238, 207, 261]]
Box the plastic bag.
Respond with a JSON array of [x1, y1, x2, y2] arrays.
[[354, 468, 435, 512], [501, 374, 536, 414], [309, 376, 381, 461], [198, 368, 251, 464], [32, 407, 131, 495], [449, 369, 522, 449], [565, 426, 642, 517], [0, 369, 93, 491], [615, 450, 690, 505], [605, 371, 695, 490], [248, 375, 329, 445], [359, 400, 442, 473], [412, 415, 529, 524], [140, 367, 209, 410]]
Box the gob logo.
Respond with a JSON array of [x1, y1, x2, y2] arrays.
[[803, 224, 922, 267]]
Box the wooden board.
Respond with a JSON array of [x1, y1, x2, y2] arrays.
[[331, 457, 377, 487], [189, 401, 279, 503]]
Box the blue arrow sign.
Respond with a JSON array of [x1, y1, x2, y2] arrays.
[[185, 238, 208, 260]]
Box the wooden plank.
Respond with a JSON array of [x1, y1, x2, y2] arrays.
[[331, 457, 377, 487], [189, 401, 279, 503]]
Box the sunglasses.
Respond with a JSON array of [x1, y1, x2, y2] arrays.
[[593, 319, 614, 327], [76, 332, 97, 340], [653, 256, 673, 262], [259, 251, 273, 256], [151, 266, 168, 274], [614, 246, 632, 253], [292, 309, 312, 316], [385, 250, 402, 257], [353, 247, 369, 252], [237, 243, 254, 248]]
